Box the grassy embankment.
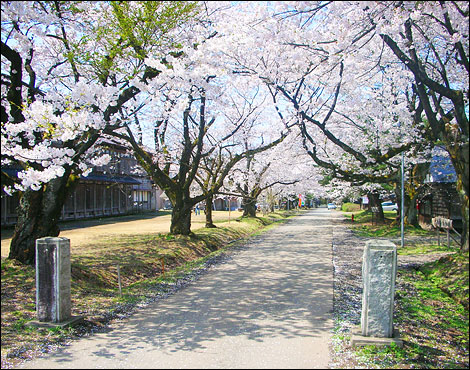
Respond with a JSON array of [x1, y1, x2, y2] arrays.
[[338, 203, 469, 369], [1, 210, 300, 368]]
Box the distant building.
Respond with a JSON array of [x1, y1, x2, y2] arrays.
[[417, 147, 462, 231], [212, 196, 241, 211], [1, 139, 166, 226]]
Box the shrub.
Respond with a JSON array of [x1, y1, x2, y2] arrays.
[[341, 202, 361, 212]]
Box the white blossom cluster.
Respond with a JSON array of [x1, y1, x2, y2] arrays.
[[2, 1, 467, 199]]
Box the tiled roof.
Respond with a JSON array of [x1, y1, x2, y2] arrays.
[[80, 173, 141, 184]]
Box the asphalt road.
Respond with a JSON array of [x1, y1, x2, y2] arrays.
[[18, 209, 340, 369]]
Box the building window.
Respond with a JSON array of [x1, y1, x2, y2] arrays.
[[133, 191, 149, 203]]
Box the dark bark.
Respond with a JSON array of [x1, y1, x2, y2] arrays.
[[169, 199, 193, 235], [451, 147, 469, 252], [458, 190, 469, 252], [205, 194, 216, 228], [368, 191, 384, 223], [405, 195, 419, 227], [394, 182, 419, 227], [242, 196, 257, 217], [8, 173, 78, 265], [404, 164, 431, 227], [8, 189, 47, 265]]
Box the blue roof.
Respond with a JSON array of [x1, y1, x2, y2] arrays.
[[428, 147, 457, 183], [2, 168, 19, 177]]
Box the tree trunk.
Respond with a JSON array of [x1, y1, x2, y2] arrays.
[[8, 174, 77, 265], [454, 147, 469, 253], [459, 193, 469, 252], [242, 196, 257, 217], [405, 194, 419, 227], [440, 145, 469, 252], [170, 199, 192, 235], [395, 186, 419, 227], [368, 192, 384, 223], [205, 194, 216, 228]]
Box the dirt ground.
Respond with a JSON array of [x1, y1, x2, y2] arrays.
[[1, 210, 244, 258]]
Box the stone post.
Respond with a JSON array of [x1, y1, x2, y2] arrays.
[[351, 239, 402, 347], [35, 237, 72, 323], [361, 239, 397, 337]]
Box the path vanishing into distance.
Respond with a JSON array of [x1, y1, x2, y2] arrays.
[[19, 209, 342, 369]]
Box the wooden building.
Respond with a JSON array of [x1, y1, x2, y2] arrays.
[[1, 139, 166, 226], [417, 147, 462, 232], [212, 196, 241, 211]]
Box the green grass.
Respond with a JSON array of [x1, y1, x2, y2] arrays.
[[346, 209, 396, 223], [346, 209, 434, 238], [341, 202, 361, 212], [419, 252, 469, 311], [398, 243, 458, 255], [350, 250, 469, 369]]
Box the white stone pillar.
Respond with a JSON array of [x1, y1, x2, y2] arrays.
[[361, 239, 397, 338]]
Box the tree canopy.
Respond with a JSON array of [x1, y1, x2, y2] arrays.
[[2, 1, 468, 259]]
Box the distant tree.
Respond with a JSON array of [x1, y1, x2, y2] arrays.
[[115, 84, 287, 234], [226, 135, 308, 217]]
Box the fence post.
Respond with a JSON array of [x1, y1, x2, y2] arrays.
[[117, 264, 122, 297]]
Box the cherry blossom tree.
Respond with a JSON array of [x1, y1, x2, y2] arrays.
[[209, 2, 422, 221], [114, 71, 287, 234], [273, 1, 469, 249], [214, 1, 467, 247], [1, 1, 199, 263], [224, 132, 315, 217]]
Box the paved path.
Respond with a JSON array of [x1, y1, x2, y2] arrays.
[[19, 209, 340, 369]]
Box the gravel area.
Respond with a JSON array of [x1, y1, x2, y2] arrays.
[[329, 217, 365, 368]]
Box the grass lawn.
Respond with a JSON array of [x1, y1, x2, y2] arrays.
[[1, 210, 246, 258], [344, 209, 434, 238]]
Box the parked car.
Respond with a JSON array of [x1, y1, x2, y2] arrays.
[[327, 203, 337, 210], [381, 201, 398, 212]]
